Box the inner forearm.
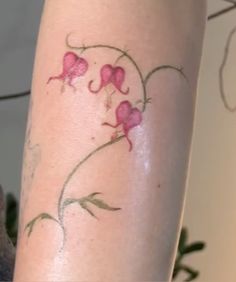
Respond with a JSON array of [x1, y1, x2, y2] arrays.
[[14, 1, 206, 281]]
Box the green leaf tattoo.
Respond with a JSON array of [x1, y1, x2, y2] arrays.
[[63, 193, 121, 219], [24, 213, 59, 237]]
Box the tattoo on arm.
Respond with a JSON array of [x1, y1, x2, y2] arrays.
[[20, 98, 41, 236], [23, 33, 187, 250], [23, 98, 41, 193]]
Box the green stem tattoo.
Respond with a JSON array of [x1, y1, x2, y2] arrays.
[[58, 135, 125, 224], [24, 33, 187, 249]]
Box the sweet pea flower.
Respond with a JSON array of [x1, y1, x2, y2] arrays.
[[103, 100, 142, 151], [47, 52, 88, 91], [88, 64, 129, 95]]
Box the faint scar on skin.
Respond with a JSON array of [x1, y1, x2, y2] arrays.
[[19, 98, 41, 237], [23, 139, 41, 193], [21, 99, 41, 211], [23, 98, 41, 192]]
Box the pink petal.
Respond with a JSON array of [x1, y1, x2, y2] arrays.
[[115, 100, 132, 124], [47, 52, 88, 88], [112, 67, 129, 95], [88, 64, 113, 93], [103, 101, 142, 151], [62, 52, 79, 75], [123, 108, 142, 151], [48, 53, 78, 84], [68, 57, 88, 79], [124, 134, 133, 152], [123, 108, 142, 131], [100, 64, 114, 84]]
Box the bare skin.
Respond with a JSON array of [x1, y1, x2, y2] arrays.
[[14, 1, 207, 281]]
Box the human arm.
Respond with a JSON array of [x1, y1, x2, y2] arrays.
[[14, 1, 207, 281]]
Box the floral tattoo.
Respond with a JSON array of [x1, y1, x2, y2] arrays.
[[47, 51, 89, 92], [24, 34, 187, 249], [88, 64, 129, 95], [103, 100, 142, 151]]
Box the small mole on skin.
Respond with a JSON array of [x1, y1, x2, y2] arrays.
[[157, 184, 161, 188], [91, 137, 95, 140]]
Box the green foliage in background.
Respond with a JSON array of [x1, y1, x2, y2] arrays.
[[5, 193, 18, 246], [173, 227, 206, 281]]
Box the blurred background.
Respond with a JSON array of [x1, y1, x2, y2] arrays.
[[0, 1, 236, 281]]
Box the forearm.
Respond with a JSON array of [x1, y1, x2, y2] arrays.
[[14, 1, 206, 281]]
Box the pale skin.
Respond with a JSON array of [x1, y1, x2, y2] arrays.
[[13, 1, 207, 281]]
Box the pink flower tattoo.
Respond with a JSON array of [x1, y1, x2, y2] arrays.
[[88, 64, 129, 95], [103, 100, 142, 151], [25, 35, 187, 249], [47, 52, 88, 91]]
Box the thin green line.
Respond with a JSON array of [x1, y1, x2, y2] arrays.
[[58, 135, 125, 222]]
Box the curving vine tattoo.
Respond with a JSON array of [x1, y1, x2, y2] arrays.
[[24, 33, 187, 249]]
